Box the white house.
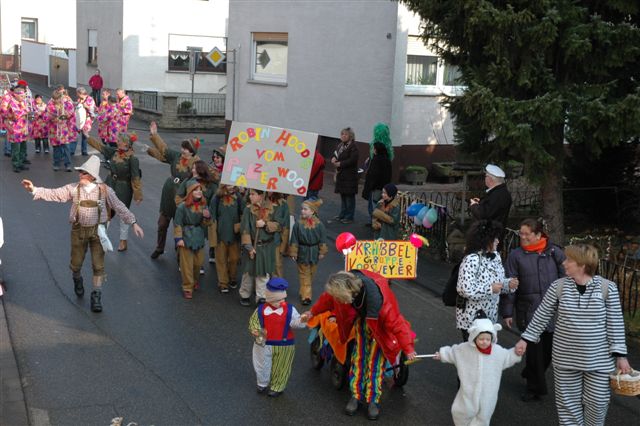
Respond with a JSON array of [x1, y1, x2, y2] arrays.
[[0, 0, 76, 53], [226, 0, 460, 176], [76, 0, 228, 98]]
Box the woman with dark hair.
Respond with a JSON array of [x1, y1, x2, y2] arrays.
[[147, 121, 201, 259], [362, 141, 392, 223], [371, 183, 400, 240], [515, 244, 632, 425], [331, 127, 359, 224], [501, 218, 565, 401], [456, 220, 519, 340]]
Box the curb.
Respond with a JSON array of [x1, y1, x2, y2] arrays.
[[0, 298, 29, 426]]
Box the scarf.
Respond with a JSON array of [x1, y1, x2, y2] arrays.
[[522, 236, 548, 254], [477, 344, 492, 355]]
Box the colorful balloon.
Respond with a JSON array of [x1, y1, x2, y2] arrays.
[[426, 207, 438, 224], [336, 232, 356, 255], [414, 215, 423, 226], [406, 203, 425, 217], [422, 217, 433, 228], [409, 233, 430, 248], [417, 206, 429, 222]]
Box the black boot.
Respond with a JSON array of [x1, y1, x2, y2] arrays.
[[73, 275, 84, 297], [90, 290, 103, 312]]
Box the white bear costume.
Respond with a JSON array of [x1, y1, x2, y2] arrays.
[[439, 318, 521, 426]]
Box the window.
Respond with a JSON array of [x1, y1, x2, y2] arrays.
[[21, 18, 37, 41], [168, 50, 226, 73], [251, 32, 288, 83], [88, 30, 98, 66], [443, 63, 461, 86], [406, 55, 437, 85]]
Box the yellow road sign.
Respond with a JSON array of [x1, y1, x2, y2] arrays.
[[206, 46, 225, 67]]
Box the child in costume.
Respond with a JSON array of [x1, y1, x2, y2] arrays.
[[249, 277, 306, 397], [97, 95, 120, 148], [270, 192, 290, 277], [434, 314, 521, 426], [288, 198, 328, 305], [208, 146, 226, 263], [239, 189, 280, 306], [174, 182, 211, 299], [31, 94, 49, 153], [210, 184, 243, 293], [371, 183, 401, 240]]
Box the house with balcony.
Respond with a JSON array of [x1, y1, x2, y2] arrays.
[[226, 0, 463, 180], [76, 0, 229, 129], [0, 0, 76, 81]]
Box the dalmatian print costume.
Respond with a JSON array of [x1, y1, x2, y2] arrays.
[[455, 252, 513, 331]]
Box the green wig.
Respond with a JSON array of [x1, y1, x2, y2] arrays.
[[370, 122, 393, 161]]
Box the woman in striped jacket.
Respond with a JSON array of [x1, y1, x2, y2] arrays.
[[515, 244, 632, 426]]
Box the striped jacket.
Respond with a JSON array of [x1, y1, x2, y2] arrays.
[[521, 276, 627, 372]]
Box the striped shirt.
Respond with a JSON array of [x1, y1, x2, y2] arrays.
[[33, 183, 136, 226], [521, 276, 627, 372]]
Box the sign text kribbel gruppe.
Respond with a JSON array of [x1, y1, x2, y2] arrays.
[[220, 121, 319, 196], [345, 240, 417, 279]]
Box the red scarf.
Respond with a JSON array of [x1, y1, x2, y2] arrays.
[[522, 236, 548, 254], [477, 345, 492, 355]]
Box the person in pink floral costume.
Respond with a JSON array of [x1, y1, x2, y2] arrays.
[[0, 82, 30, 172], [45, 89, 76, 171], [69, 87, 95, 156], [116, 88, 133, 133], [31, 94, 49, 154], [97, 93, 120, 148]]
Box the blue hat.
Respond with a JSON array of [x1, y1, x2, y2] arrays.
[[266, 277, 288, 292]]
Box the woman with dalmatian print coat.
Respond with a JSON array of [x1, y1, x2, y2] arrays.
[[456, 220, 519, 341]]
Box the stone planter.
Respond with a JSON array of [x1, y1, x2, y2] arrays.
[[404, 169, 428, 185]]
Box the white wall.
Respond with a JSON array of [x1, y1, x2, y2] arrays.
[[0, 0, 75, 53], [121, 0, 228, 93], [68, 49, 76, 88], [20, 40, 49, 76], [227, 0, 398, 142], [76, 0, 123, 90]]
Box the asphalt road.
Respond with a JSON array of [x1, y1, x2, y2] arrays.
[[1, 128, 638, 425]]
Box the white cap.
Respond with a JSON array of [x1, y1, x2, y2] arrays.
[[485, 164, 505, 178], [75, 155, 103, 183], [468, 318, 502, 345]]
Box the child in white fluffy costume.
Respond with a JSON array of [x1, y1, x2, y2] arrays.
[[434, 316, 521, 426]]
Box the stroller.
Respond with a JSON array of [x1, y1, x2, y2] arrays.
[[308, 312, 409, 389]]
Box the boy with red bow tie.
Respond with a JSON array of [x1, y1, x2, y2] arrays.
[[249, 278, 307, 397]]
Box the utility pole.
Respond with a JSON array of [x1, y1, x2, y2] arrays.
[[187, 46, 202, 114]]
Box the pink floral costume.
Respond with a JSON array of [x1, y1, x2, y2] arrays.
[[0, 92, 30, 170], [30, 102, 48, 139], [45, 98, 76, 169], [117, 95, 133, 133], [97, 102, 120, 145], [77, 95, 96, 134]]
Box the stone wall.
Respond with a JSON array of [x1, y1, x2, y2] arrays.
[[131, 94, 225, 132]]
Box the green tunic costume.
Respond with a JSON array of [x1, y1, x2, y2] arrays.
[[372, 197, 401, 240], [288, 216, 328, 264], [147, 134, 200, 218], [88, 137, 142, 207], [210, 191, 244, 244], [241, 202, 280, 276], [272, 197, 290, 248], [174, 202, 209, 250]]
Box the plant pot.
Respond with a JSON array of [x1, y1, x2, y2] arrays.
[[404, 170, 428, 185]]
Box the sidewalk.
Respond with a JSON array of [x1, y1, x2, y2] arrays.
[[0, 299, 28, 425]]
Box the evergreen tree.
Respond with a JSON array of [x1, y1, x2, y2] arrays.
[[401, 0, 640, 243]]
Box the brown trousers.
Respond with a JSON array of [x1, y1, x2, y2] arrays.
[[156, 213, 172, 252], [178, 246, 205, 292], [214, 241, 240, 288], [297, 263, 317, 300], [70, 224, 105, 278]]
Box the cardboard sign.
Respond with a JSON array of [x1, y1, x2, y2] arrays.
[[220, 121, 319, 196], [345, 240, 417, 279]]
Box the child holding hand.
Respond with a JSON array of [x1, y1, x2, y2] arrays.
[[434, 314, 521, 426], [249, 277, 306, 397]]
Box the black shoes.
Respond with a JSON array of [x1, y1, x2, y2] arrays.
[[301, 298, 312, 306], [229, 281, 238, 289], [257, 298, 266, 304], [267, 389, 282, 397], [73, 276, 84, 297], [90, 290, 102, 313], [367, 402, 380, 420], [240, 298, 251, 307], [256, 386, 267, 394], [150, 250, 164, 259], [345, 397, 359, 416]]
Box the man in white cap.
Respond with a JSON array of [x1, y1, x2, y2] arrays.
[[21, 155, 144, 312], [469, 164, 512, 230]]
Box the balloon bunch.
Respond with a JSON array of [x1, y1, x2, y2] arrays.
[[406, 202, 439, 228]]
